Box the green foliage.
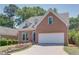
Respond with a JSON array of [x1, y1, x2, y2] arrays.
[[3, 4, 19, 28], [0, 14, 14, 28], [68, 30, 77, 44], [74, 32, 79, 46], [68, 30, 76, 39], [12, 40, 18, 44], [0, 38, 18, 46], [7, 40, 12, 45], [69, 16, 79, 30], [0, 39, 7, 46], [4, 4, 18, 18], [16, 6, 46, 21], [68, 30, 79, 46]]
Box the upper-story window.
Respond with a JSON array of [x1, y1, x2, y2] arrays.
[[48, 16, 53, 24]]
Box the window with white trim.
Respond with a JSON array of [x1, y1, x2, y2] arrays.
[[22, 32, 28, 40], [48, 16, 53, 24]]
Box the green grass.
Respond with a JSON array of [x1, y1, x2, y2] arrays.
[[64, 46, 79, 55]]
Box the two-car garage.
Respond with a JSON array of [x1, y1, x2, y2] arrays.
[[38, 33, 64, 44]]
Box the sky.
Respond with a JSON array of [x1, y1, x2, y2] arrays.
[[0, 4, 79, 17]]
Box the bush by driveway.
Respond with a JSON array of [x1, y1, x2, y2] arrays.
[[68, 30, 79, 46]]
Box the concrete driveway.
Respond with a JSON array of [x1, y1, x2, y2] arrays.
[[12, 44, 68, 55]]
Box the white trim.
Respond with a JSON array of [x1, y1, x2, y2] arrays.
[[50, 10, 68, 26], [22, 32, 28, 41], [34, 11, 49, 29], [38, 33, 64, 44], [48, 16, 53, 24]]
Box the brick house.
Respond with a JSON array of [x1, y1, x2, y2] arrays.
[[17, 8, 69, 45]]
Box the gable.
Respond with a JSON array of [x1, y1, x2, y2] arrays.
[[36, 11, 67, 33], [37, 11, 67, 27], [35, 9, 68, 29]]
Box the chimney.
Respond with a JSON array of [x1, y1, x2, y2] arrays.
[[48, 8, 53, 11]]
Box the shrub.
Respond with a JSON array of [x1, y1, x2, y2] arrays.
[[74, 32, 79, 46], [0, 39, 7, 46], [12, 40, 18, 44], [7, 40, 12, 45], [68, 29, 79, 46], [0, 38, 18, 46], [68, 30, 76, 44]]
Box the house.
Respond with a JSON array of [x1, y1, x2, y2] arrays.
[[17, 8, 69, 45], [0, 26, 18, 40]]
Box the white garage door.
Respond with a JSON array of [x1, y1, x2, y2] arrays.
[[38, 33, 64, 44]]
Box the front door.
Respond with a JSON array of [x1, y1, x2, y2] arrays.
[[32, 31, 36, 43]]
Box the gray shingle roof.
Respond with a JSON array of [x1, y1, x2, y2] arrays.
[[59, 12, 69, 26], [17, 16, 43, 29], [0, 26, 18, 36]]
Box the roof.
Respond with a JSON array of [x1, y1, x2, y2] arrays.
[[17, 16, 43, 29], [18, 28, 35, 31], [17, 8, 69, 29], [59, 12, 69, 26], [0, 26, 18, 36]]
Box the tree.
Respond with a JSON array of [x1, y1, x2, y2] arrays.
[[4, 4, 19, 28], [4, 4, 18, 19], [16, 6, 46, 21], [77, 14, 79, 18], [0, 14, 14, 28], [69, 15, 79, 30]]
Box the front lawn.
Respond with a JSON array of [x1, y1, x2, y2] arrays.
[[64, 46, 79, 55]]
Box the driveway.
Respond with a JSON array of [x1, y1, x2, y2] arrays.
[[12, 44, 68, 55]]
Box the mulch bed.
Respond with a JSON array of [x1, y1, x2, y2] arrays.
[[0, 43, 32, 55]]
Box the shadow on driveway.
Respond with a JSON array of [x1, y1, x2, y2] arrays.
[[38, 43, 64, 46]]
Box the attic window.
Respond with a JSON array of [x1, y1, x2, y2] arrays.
[[48, 16, 53, 24]]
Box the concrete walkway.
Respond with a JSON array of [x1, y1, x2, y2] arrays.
[[12, 45, 68, 55]]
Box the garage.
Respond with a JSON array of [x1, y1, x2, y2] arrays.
[[38, 33, 64, 44]]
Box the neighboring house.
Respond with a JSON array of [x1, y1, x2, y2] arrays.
[[0, 26, 18, 39], [17, 8, 69, 45]]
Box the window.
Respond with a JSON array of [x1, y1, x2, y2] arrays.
[[23, 33, 25, 40], [22, 32, 28, 40], [48, 16, 53, 24], [25, 33, 28, 40]]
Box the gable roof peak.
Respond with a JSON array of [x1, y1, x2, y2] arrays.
[[34, 8, 69, 28]]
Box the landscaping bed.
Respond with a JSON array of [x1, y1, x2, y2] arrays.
[[0, 38, 18, 46], [0, 43, 32, 55]]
